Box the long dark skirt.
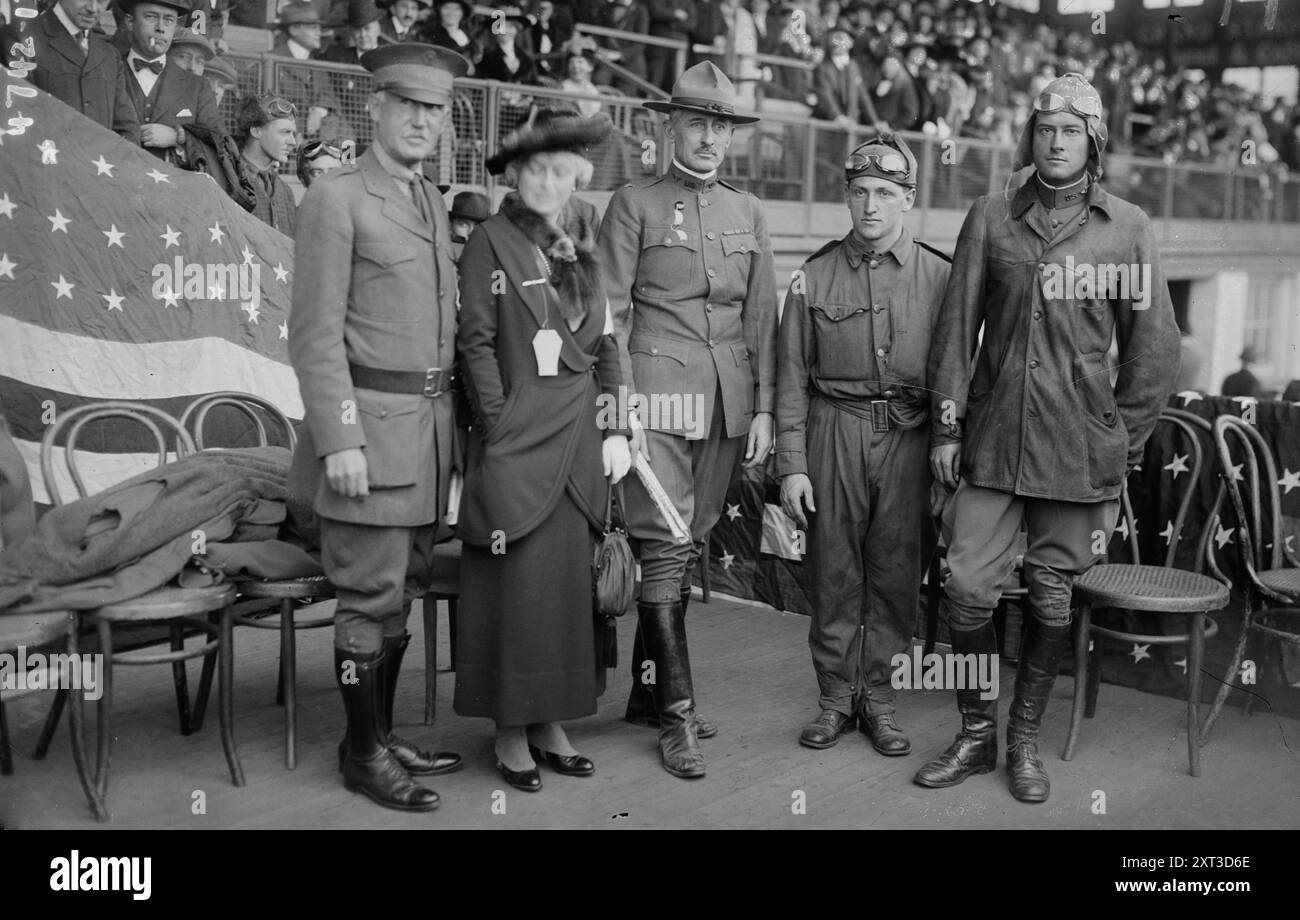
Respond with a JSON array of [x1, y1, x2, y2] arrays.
[[453, 487, 602, 727]]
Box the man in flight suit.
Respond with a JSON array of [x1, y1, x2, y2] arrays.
[[777, 134, 950, 755], [598, 62, 778, 779]]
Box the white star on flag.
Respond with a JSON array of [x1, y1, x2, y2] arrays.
[[278, 321, 288, 341], [725, 503, 742, 522], [51, 274, 74, 298], [1278, 469, 1300, 495], [160, 226, 181, 248], [208, 280, 226, 300], [719, 551, 735, 570], [1228, 463, 1244, 482], [102, 225, 124, 248], [48, 209, 70, 232], [1115, 518, 1135, 541], [146, 168, 170, 184], [209, 223, 225, 244], [160, 287, 180, 309], [273, 263, 289, 283], [0, 253, 14, 279], [241, 246, 255, 265], [242, 301, 261, 324], [1215, 525, 1234, 550], [1163, 453, 1189, 478], [1159, 520, 1176, 545], [1128, 643, 1151, 664], [92, 155, 114, 177], [0, 193, 14, 218], [1174, 657, 1188, 674], [103, 289, 123, 311], [1176, 391, 1202, 406]]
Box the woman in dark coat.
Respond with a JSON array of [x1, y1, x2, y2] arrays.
[[455, 108, 632, 792]]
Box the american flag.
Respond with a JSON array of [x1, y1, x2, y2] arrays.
[[0, 72, 302, 504]]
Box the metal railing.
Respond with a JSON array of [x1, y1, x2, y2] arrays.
[[221, 51, 1300, 225]]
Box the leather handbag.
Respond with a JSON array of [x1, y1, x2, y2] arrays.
[[592, 478, 636, 618]]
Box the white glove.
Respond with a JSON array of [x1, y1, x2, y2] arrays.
[[602, 435, 631, 484]]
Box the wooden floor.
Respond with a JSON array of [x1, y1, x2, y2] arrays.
[[3, 591, 1299, 829]]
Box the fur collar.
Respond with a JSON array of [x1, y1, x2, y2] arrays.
[[499, 192, 603, 323]]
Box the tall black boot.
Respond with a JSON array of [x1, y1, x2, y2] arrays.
[[913, 619, 1000, 789], [1006, 617, 1070, 804], [638, 600, 706, 778], [381, 633, 463, 776], [335, 648, 440, 812], [624, 587, 718, 738]]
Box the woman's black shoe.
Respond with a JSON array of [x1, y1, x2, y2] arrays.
[[496, 759, 543, 792], [528, 744, 596, 777]]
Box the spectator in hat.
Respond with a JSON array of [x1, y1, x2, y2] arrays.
[[0, 0, 140, 142], [447, 189, 489, 260], [477, 8, 537, 85], [190, 0, 232, 52], [118, 0, 226, 164], [1222, 346, 1264, 399], [420, 0, 480, 72], [272, 2, 355, 143], [873, 52, 920, 132], [203, 54, 238, 105], [237, 93, 299, 234], [813, 29, 881, 129], [378, 0, 427, 41], [529, 0, 569, 81], [167, 25, 215, 73], [559, 48, 602, 118], [322, 0, 386, 63]]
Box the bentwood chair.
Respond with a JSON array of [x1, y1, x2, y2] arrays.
[[35, 401, 242, 820], [0, 612, 76, 777], [422, 541, 461, 725], [1064, 411, 1229, 777], [1198, 414, 1300, 744], [179, 392, 334, 769]]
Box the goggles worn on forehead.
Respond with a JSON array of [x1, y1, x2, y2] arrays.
[[259, 96, 298, 119], [302, 140, 344, 160], [1032, 90, 1102, 118], [845, 149, 909, 177]]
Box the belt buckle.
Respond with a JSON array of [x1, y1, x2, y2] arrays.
[[870, 399, 891, 433], [422, 367, 445, 398]]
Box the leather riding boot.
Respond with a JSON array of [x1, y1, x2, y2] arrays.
[[336, 648, 440, 812], [625, 588, 718, 738], [913, 619, 1000, 789], [1006, 617, 1070, 804], [337, 633, 462, 775], [638, 600, 706, 779]]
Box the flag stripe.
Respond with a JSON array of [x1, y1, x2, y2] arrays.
[[14, 437, 186, 506]]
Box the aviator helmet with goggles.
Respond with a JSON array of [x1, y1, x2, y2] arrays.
[[844, 132, 917, 188]]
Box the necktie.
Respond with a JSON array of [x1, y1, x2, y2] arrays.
[[133, 57, 164, 75], [77, 30, 89, 53], [409, 176, 429, 225]]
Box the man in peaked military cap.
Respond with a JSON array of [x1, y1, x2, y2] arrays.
[[598, 61, 778, 779], [916, 72, 1179, 803], [777, 133, 950, 757], [288, 42, 470, 812]]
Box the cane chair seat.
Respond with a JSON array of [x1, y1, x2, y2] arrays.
[[0, 611, 74, 650], [238, 574, 333, 602], [96, 584, 238, 621], [1075, 564, 1229, 614], [1257, 568, 1300, 599]]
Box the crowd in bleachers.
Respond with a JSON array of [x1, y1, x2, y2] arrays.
[[5, 0, 1299, 236]]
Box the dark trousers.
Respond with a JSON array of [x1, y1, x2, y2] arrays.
[[942, 480, 1119, 631], [623, 390, 745, 603], [805, 398, 933, 717], [320, 517, 438, 653]]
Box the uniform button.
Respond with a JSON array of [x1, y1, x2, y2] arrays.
[[440, 337, 446, 346], [1033, 311, 1042, 320], [663, 236, 673, 245], [1050, 218, 1060, 227], [708, 339, 716, 347], [651, 346, 659, 354], [872, 303, 882, 313], [876, 347, 885, 357], [700, 199, 709, 207], [705, 303, 713, 312], [1038, 263, 1047, 272], [707, 268, 717, 278], [869, 260, 879, 269], [706, 231, 717, 240], [1029, 359, 1039, 369], [884, 388, 895, 398], [438, 289, 444, 297], [1079, 217, 1087, 225], [379, 409, 389, 418]]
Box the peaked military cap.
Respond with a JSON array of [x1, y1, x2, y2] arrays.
[[361, 42, 469, 106]]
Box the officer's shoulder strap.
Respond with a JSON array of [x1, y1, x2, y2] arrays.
[[804, 238, 843, 265], [915, 240, 953, 263], [716, 177, 751, 195], [622, 174, 665, 191]]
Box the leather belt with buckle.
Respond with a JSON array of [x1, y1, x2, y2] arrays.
[[349, 363, 450, 398], [870, 399, 892, 432]]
